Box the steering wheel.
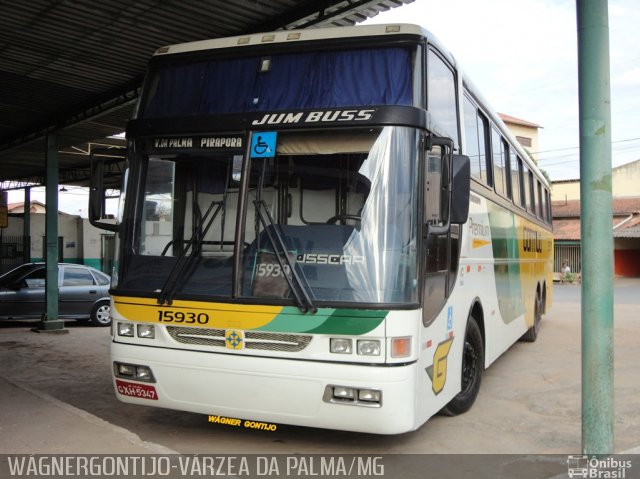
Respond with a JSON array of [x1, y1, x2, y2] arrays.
[[326, 214, 361, 224]]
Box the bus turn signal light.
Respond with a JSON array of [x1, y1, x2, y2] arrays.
[[390, 337, 411, 358]]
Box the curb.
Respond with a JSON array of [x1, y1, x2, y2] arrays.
[[0, 374, 178, 455]]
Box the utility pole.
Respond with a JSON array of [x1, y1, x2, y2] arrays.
[[576, 0, 614, 454]]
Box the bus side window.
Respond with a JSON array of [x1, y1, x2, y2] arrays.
[[503, 140, 513, 200], [529, 170, 536, 214], [427, 49, 459, 147], [545, 189, 552, 223], [511, 155, 521, 207], [491, 127, 505, 196], [463, 96, 481, 178], [463, 95, 490, 186], [477, 112, 491, 186], [516, 157, 525, 208], [521, 162, 531, 212], [537, 180, 544, 219]]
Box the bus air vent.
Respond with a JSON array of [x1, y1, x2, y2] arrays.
[[166, 326, 312, 352]]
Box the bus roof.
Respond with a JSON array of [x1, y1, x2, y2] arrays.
[[153, 23, 430, 57], [150, 23, 548, 187]]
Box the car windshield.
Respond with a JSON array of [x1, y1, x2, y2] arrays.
[[120, 126, 420, 307]]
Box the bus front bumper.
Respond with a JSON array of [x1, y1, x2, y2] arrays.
[[111, 341, 419, 434]]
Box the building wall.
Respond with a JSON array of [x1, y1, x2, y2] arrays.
[[614, 248, 640, 276], [612, 160, 640, 197], [615, 238, 640, 276], [551, 180, 580, 201], [502, 122, 540, 160], [18, 214, 83, 263], [552, 159, 640, 201], [1, 213, 108, 270], [82, 219, 106, 270]]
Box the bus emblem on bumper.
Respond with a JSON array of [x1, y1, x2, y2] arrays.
[[225, 330, 244, 350]]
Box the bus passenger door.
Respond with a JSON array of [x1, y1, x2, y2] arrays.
[[422, 139, 471, 326], [422, 142, 450, 325]]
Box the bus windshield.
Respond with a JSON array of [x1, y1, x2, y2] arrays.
[[120, 126, 420, 307]]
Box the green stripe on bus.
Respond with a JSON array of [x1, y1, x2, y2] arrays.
[[256, 307, 387, 334], [306, 309, 387, 335], [488, 203, 524, 324]]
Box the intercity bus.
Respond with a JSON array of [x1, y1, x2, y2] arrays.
[[90, 24, 553, 434]]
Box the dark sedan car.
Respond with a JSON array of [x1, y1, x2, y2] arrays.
[[0, 263, 111, 326]]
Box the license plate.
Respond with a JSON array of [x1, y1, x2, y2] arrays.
[[115, 379, 158, 400]]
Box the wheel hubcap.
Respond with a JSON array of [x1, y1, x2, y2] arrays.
[[96, 305, 111, 324]]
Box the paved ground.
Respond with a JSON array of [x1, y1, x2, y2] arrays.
[[0, 279, 638, 456]]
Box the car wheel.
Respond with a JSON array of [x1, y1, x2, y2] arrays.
[[440, 316, 484, 416], [90, 300, 111, 327]]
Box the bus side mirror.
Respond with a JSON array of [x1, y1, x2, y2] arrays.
[[89, 150, 122, 233], [450, 154, 470, 224]]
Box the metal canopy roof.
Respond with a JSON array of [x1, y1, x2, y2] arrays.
[[0, 0, 411, 189]]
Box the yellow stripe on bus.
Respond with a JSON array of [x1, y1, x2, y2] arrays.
[[112, 296, 284, 329], [514, 217, 553, 329]]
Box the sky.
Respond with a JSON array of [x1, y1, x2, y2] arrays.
[[8, 0, 639, 216], [364, 0, 640, 181]]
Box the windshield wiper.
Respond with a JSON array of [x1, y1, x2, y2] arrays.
[[254, 199, 317, 314], [157, 200, 224, 305]]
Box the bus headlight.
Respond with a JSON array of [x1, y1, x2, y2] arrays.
[[332, 386, 356, 400], [135, 366, 155, 382], [357, 340, 381, 356], [115, 362, 135, 377], [358, 389, 381, 403], [117, 322, 134, 337], [114, 362, 156, 383], [137, 324, 155, 339], [330, 338, 352, 354], [323, 385, 382, 407]]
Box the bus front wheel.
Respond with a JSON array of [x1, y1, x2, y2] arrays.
[[440, 316, 484, 416]]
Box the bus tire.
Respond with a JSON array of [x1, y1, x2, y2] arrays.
[[440, 316, 484, 416], [520, 292, 542, 342]]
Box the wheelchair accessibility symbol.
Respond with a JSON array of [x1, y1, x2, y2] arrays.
[[250, 131, 277, 158]]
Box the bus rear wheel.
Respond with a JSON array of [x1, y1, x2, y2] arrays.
[[521, 292, 542, 342], [440, 316, 484, 416]]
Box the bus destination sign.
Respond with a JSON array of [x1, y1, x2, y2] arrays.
[[151, 135, 244, 151]]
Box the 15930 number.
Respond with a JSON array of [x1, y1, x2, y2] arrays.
[[157, 310, 209, 324]]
